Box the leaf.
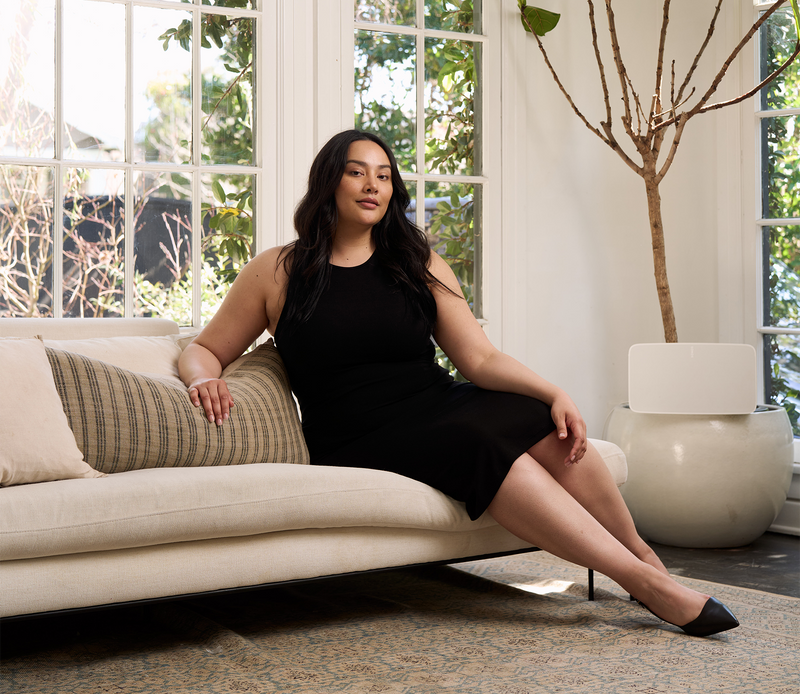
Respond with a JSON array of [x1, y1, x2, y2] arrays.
[[791, 0, 800, 38], [212, 181, 226, 204], [438, 62, 457, 88], [520, 5, 560, 36]]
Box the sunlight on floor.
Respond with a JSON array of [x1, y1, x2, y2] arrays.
[[509, 579, 575, 596]]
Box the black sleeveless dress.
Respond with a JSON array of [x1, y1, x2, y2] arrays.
[[274, 254, 556, 520]]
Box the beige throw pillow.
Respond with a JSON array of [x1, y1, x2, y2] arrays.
[[45, 341, 309, 474], [42, 332, 200, 382], [0, 338, 105, 486]]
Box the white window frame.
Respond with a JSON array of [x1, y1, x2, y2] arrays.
[[752, 2, 800, 347], [1, 0, 274, 327], [353, 3, 488, 320], [328, 1, 505, 347], [734, 1, 800, 460], [4, 0, 520, 353]]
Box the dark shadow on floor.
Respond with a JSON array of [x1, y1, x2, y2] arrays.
[[650, 531, 799, 598]]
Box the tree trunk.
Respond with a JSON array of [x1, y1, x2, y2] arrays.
[[643, 174, 678, 343]]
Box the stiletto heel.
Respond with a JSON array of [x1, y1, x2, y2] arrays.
[[640, 597, 739, 637]]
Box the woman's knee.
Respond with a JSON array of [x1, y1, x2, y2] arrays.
[[527, 431, 582, 471]]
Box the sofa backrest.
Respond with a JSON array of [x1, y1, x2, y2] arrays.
[[0, 317, 180, 340]]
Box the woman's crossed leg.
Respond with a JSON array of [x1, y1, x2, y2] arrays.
[[487, 432, 711, 629]]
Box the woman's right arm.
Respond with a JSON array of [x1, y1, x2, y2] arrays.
[[179, 246, 287, 425]]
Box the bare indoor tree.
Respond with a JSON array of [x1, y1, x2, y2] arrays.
[[519, 0, 800, 342]]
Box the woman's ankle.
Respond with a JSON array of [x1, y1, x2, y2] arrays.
[[631, 541, 670, 576]]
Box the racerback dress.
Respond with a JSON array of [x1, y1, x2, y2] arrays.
[[274, 253, 556, 520]]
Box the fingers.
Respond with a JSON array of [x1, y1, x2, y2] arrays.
[[553, 408, 587, 466], [554, 411, 569, 443], [566, 434, 587, 466], [565, 419, 588, 466], [553, 412, 582, 465], [188, 380, 234, 426]]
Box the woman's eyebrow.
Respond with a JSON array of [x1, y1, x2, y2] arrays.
[[346, 159, 391, 169]]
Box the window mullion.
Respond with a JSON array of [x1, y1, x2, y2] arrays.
[[416, 12, 425, 230], [757, 217, 800, 225], [191, 3, 202, 328], [354, 21, 484, 43], [53, 0, 64, 317], [124, 1, 134, 318]]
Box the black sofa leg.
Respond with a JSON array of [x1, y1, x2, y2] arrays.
[[588, 569, 595, 601]]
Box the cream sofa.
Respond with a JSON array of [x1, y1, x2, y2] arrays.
[[0, 318, 627, 620]]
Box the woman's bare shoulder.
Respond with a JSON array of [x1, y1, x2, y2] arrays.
[[241, 244, 292, 285], [427, 249, 461, 293]]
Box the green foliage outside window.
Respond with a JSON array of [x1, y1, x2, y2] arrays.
[[762, 8, 800, 435]]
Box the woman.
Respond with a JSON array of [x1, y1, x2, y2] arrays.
[[179, 129, 738, 637]]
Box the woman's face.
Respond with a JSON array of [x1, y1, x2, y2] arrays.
[[334, 140, 393, 234]]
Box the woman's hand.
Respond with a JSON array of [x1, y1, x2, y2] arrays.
[[550, 390, 587, 466], [188, 378, 235, 426]]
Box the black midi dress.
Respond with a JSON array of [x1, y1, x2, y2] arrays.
[[274, 254, 556, 520]]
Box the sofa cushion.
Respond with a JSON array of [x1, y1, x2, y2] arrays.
[[45, 341, 309, 474], [0, 464, 496, 561], [591, 438, 627, 483], [0, 439, 626, 562], [0, 338, 105, 486]]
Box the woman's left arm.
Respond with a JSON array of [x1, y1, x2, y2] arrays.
[[429, 252, 587, 464]]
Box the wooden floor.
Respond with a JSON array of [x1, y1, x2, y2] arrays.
[[650, 531, 799, 598]]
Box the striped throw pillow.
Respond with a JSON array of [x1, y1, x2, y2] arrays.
[[45, 342, 309, 474]]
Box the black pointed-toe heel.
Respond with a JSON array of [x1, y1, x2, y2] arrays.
[[641, 597, 739, 637], [677, 597, 739, 637]]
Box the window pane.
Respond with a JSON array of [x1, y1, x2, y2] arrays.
[[425, 0, 481, 33], [62, 167, 125, 317], [133, 171, 193, 325], [356, 0, 416, 26], [133, 8, 192, 165], [63, 0, 125, 161], [201, 173, 253, 324], [1, 0, 56, 158], [425, 38, 479, 175], [201, 14, 254, 166], [403, 179, 418, 226], [355, 30, 416, 172], [0, 165, 55, 317], [761, 115, 799, 219], [760, 6, 800, 111], [425, 180, 480, 313], [764, 333, 800, 437], [763, 225, 800, 329]]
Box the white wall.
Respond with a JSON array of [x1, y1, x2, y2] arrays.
[[503, 0, 744, 436]]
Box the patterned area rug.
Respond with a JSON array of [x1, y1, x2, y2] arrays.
[[1, 552, 798, 693]]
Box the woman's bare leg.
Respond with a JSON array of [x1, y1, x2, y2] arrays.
[[527, 433, 669, 576], [487, 451, 709, 627]]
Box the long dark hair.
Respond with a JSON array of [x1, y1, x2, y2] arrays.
[[279, 129, 451, 333]]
